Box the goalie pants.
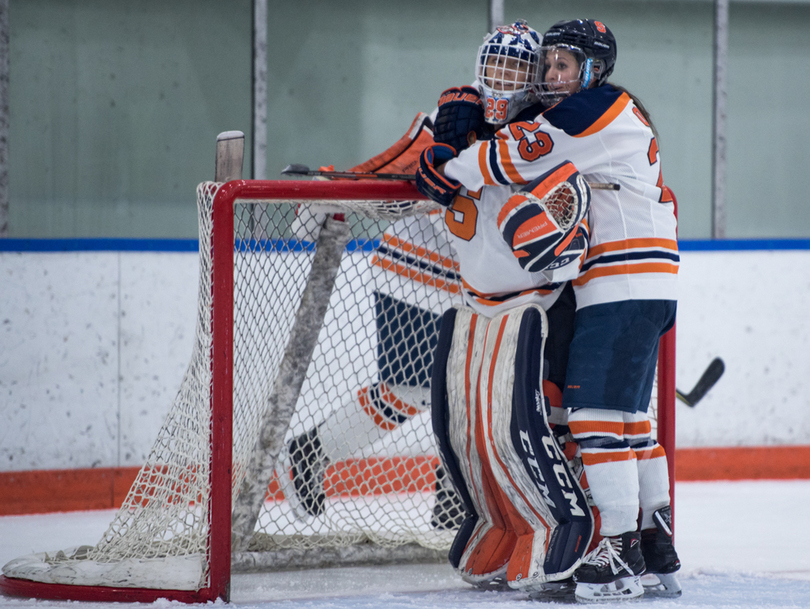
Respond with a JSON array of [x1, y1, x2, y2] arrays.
[[563, 299, 677, 536]]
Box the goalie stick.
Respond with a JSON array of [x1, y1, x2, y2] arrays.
[[215, 131, 245, 182], [676, 357, 725, 407], [282, 163, 621, 191]]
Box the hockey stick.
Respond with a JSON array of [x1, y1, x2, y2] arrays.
[[282, 163, 621, 191], [675, 357, 725, 407], [283, 163, 414, 181], [215, 131, 245, 182]]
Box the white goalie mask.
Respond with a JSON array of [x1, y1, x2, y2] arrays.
[[476, 20, 542, 125]]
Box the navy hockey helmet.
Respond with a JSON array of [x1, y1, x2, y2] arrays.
[[540, 19, 617, 101]]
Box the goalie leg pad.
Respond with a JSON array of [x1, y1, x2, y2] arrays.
[[474, 305, 592, 591], [507, 307, 593, 587], [431, 307, 514, 586], [434, 304, 593, 591]]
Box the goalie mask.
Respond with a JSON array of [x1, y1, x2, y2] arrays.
[[476, 20, 542, 125], [540, 19, 617, 105], [497, 160, 591, 274]]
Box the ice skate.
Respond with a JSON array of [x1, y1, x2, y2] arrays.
[[640, 506, 682, 598], [573, 531, 645, 602], [526, 577, 576, 602], [275, 427, 329, 519]]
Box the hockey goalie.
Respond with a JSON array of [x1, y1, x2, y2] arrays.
[[425, 163, 597, 597]]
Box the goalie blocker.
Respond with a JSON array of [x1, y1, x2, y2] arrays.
[[431, 303, 593, 593]]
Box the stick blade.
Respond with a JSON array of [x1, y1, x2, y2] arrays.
[[215, 131, 245, 182], [281, 164, 312, 176], [679, 357, 725, 407]]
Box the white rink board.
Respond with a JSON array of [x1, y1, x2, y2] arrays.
[[1, 247, 810, 473]]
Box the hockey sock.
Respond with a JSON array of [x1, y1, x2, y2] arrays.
[[624, 411, 671, 530], [569, 408, 640, 536], [318, 382, 429, 462]]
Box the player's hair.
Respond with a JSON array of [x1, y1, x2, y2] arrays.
[[610, 83, 660, 142]]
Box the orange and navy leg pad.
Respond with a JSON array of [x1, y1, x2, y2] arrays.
[[433, 304, 593, 590], [430, 307, 484, 574]]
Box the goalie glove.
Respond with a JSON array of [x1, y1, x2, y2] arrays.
[[497, 161, 591, 273], [415, 144, 461, 207], [433, 86, 490, 152]]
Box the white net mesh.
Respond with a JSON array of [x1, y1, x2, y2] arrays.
[[2, 180, 666, 593]]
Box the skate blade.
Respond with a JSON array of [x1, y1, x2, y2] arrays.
[[641, 572, 682, 598], [575, 576, 643, 602], [527, 580, 576, 603]]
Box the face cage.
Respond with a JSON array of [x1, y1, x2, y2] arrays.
[[539, 45, 605, 104], [476, 46, 540, 125]]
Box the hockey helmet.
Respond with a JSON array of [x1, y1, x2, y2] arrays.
[[476, 20, 543, 125], [540, 19, 617, 103]]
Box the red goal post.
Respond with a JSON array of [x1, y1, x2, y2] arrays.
[[0, 178, 676, 603]]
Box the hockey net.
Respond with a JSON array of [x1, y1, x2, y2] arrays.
[[0, 179, 676, 603]]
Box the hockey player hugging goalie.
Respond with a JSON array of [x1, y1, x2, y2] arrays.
[[416, 19, 681, 602], [277, 16, 680, 603]]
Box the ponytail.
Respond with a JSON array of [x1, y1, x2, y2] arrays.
[[610, 84, 659, 142]]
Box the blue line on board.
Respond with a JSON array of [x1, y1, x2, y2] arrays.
[[1, 238, 809, 253]]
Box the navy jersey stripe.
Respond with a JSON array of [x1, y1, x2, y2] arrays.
[[488, 141, 510, 185], [377, 242, 463, 283], [581, 249, 680, 273]]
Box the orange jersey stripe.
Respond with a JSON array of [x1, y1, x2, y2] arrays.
[[497, 139, 526, 184], [462, 278, 557, 304], [478, 141, 497, 186], [371, 257, 462, 294], [574, 93, 631, 138], [586, 238, 679, 260], [574, 262, 679, 287], [382, 234, 460, 272]]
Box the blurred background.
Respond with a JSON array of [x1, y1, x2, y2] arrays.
[[3, 0, 809, 240]]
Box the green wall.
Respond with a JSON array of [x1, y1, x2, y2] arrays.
[[7, 1, 810, 239]]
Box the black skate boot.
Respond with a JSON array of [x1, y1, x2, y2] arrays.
[[430, 465, 466, 530], [573, 531, 646, 602], [277, 427, 329, 518], [641, 506, 682, 598]]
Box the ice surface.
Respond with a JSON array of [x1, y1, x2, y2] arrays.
[[1, 480, 809, 608]]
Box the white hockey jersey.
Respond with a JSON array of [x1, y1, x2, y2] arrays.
[[439, 182, 583, 316], [369, 210, 463, 315], [444, 85, 679, 310]]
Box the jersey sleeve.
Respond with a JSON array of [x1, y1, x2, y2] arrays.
[[443, 90, 664, 204], [444, 118, 608, 191]]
